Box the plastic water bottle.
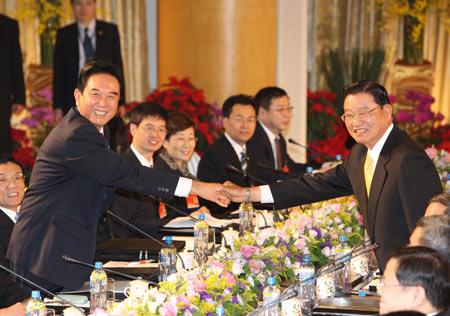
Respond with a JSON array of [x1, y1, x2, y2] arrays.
[[263, 276, 280, 316], [239, 201, 254, 236], [26, 290, 46, 316], [159, 236, 177, 281], [297, 254, 315, 314], [90, 261, 108, 312], [216, 304, 225, 316], [194, 213, 209, 268], [335, 235, 352, 293]]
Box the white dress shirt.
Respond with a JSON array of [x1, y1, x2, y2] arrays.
[[0, 207, 18, 224]]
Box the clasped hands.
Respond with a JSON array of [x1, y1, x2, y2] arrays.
[[191, 181, 250, 207]]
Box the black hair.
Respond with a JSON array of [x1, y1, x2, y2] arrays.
[[76, 60, 122, 93], [254, 86, 288, 112], [129, 102, 168, 127], [343, 81, 390, 106], [389, 246, 449, 310], [165, 112, 195, 140], [222, 94, 256, 118]]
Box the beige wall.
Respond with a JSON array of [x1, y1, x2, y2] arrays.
[[158, 0, 276, 106]]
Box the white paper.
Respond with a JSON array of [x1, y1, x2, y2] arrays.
[[164, 214, 238, 228]]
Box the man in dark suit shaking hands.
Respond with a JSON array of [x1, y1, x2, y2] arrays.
[[7, 60, 229, 292], [224, 81, 442, 271]]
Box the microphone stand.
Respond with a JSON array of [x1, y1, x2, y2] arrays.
[[106, 210, 186, 270], [288, 138, 335, 162], [148, 195, 230, 249], [0, 264, 85, 314], [61, 255, 159, 286]]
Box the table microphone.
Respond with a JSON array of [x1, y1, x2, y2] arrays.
[[256, 163, 299, 178], [148, 195, 230, 249], [105, 210, 186, 270], [61, 255, 158, 286], [226, 164, 268, 185], [0, 263, 84, 313], [288, 138, 336, 161]]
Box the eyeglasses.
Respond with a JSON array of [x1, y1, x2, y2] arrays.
[[231, 116, 257, 124], [141, 126, 167, 135], [379, 276, 412, 289], [341, 105, 382, 122], [271, 106, 293, 114], [0, 173, 25, 186]]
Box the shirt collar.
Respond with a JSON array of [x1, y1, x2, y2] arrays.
[[224, 132, 246, 158], [367, 123, 394, 164], [130, 144, 153, 168], [259, 121, 279, 143], [0, 207, 18, 224], [77, 19, 96, 39]]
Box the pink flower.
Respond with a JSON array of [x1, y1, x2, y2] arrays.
[[294, 238, 306, 251], [240, 245, 260, 258], [176, 295, 191, 309], [159, 300, 178, 316], [222, 271, 237, 286], [209, 258, 225, 273], [355, 213, 364, 226], [189, 275, 206, 292], [425, 147, 438, 160], [248, 259, 265, 274]]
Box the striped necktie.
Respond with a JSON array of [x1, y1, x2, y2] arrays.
[[83, 27, 94, 62], [364, 153, 375, 197], [240, 150, 248, 172]]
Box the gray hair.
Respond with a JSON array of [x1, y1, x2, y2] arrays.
[[416, 215, 450, 262], [429, 192, 450, 215]]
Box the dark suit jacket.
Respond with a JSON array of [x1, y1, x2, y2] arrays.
[[109, 149, 178, 239], [53, 20, 125, 113], [247, 122, 306, 183], [7, 108, 180, 290], [0, 210, 28, 307], [269, 126, 442, 270], [0, 14, 25, 155], [197, 135, 259, 215]]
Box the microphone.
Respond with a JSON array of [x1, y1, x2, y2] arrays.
[[256, 163, 299, 178], [148, 195, 230, 249], [0, 263, 84, 313], [61, 255, 158, 286], [288, 138, 335, 161], [226, 164, 268, 185], [106, 210, 186, 270]]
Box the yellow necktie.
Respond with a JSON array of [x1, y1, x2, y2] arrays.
[[364, 153, 374, 197]]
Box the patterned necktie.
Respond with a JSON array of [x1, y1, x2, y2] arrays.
[[240, 150, 248, 172], [364, 153, 375, 197], [275, 137, 283, 170], [83, 27, 94, 62]]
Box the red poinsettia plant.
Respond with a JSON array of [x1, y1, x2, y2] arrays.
[[307, 90, 350, 163], [11, 128, 36, 177]]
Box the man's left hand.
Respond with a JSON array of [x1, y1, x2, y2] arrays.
[[191, 181, 230, 207]]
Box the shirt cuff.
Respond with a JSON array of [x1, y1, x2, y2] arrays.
[[260, 185, 274, 204], [175, 177, 192, 197]]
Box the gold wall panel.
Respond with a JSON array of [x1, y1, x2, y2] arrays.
[[158, 0, 276, 106]]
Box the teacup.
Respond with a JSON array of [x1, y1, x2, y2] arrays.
[[123, 279, 149, 300]]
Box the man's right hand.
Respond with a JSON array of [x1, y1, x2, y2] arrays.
[[53, 108, 64, 124], [0, 303, 26, 316]]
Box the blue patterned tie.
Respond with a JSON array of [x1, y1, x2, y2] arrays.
[[83, 27, 94, 62]]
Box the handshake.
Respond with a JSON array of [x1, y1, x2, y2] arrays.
[[191, 180, 260, 207]]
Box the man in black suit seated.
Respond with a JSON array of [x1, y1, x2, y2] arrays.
[[109, 103, 205, 238], [198, 94, 258, 215], [0, 14, 25, 158], [378, 247, 449, 315], [53, 0, 125, 151], [248, 86, 306, 183], [0, 157, 28, 310], [7, 60, 229, 292], [224, 81, 442, 270]]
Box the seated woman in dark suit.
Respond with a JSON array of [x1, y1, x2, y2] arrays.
[[159, 112, 210, 216]]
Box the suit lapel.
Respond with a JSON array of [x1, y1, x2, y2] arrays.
[[257, 123, 275, 167], [95, 21, 105, 58], [222, 136, 242, 170], [69, 24, 80, 66]]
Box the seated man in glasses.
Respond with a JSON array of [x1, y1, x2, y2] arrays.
[[378, 246, 449, 315], [0, 156, 27, 310]]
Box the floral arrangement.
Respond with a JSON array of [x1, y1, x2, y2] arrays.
[[144, 77, 223, 153], [375, 0, 449, 64], [109, 196, 364, 315], [393, 90, 449, 148], [425, 147, 450, 191], [307, 90, 350, 163], [11, 128, 36, 176]]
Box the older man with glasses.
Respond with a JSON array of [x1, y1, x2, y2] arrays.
[[224, 81, 442, 271]]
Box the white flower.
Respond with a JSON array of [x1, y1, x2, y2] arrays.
[[247, 275, 255, 287]]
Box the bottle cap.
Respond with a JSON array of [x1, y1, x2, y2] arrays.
[[358, 290, 366, 297], [335, 154, 342, 161], [198, 213, 205, 220], [306, 166, 314, 174], [216, 305, 225, 315], [94, 261, 103, 269], [267, 276, 276, 286], [302, 254, 311, 264], [165, 236, 173, 245], [31, 290, 41, 299], [339, 235, 348, 243]]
